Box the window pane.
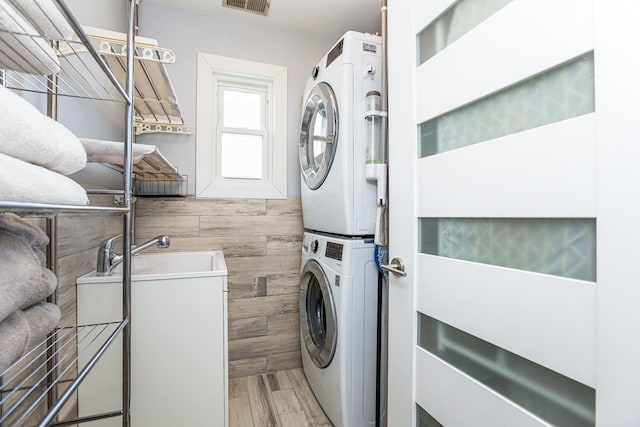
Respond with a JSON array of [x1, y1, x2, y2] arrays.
[[417, 0, 513, 65], [223, 89, 262, 130], [221, 133, 263, 179], [418, 53, 595, 157], [418, 313, 595, 426], [419, 218, 596, 281]]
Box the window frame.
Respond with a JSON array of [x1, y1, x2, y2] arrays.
[[196, 52, 287, 199]]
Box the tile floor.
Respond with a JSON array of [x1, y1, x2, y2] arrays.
[[229, 368, 333, 427]]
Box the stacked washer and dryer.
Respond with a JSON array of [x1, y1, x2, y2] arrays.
[[298, 31, 383, 427]]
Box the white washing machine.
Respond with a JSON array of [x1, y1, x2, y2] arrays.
[[299, 232, 379, 427], [299, 31, 382, 237]]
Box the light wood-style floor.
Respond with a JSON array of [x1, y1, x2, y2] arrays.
[[229, 368, 333, 427]]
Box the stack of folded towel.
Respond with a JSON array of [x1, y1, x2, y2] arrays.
[[0, 213, 61, 373], [0, 85, 89, 205]]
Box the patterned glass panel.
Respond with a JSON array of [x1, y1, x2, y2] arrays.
[[419, 218, 596, 281], [419, 53, 595, 157], [417, 0, 514, 65], [418, 314, 595, 426], [417, 404, 443, 427]]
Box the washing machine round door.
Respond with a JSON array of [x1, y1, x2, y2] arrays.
[[299, 259, 337, 368], [299, 82, 339, 190]]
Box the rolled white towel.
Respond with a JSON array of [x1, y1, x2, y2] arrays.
[[0, 0, 61, 75], [0, 230, 44, 323], [81, 137, 157, 165], [22, 301, 60, 348], [0, 311, 30, 373], [0, 86, 87, 175], [11, 0, 74, 40], [80, 137, 178, 174], [0, 153, 89, 206]]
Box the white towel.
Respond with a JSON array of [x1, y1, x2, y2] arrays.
[[20, 268, 57, 310], [0, 0, 61, 75], [80, 137, 178, 174], [0, 311, 30, 373], [22, 301, 60, 348], [12, 0, 74, 40], [0, 153, 89, 206], [0, 230, 43, 323], [0, 85, 87, 175]]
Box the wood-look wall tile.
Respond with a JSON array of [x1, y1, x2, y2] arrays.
[[266, 274, 301, 296], [135, 197, 267, 217], [57, 248, 99, 288], [200, 215, 302, 238], [135, 215, 199, 239], [57, 283, 76, 327], [227, 275, 259, 300], [57, 216, 110, 257], [229, 356, 267, 378], [228, 332, 300, 361], [267, 313, 299, 336], [266, 198, 302, 216], [266, 235, 302, 256], [225, 255, 300, 276], [267, 352, 302, 372], [229, 316, 268, 341], [228, 294, 298, 320], [134, 236, 267, 258]]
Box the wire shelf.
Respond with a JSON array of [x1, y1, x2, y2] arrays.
[[0, 320, 127, 427], [134, 173, 187, 197], [0, 0, 128, 102]]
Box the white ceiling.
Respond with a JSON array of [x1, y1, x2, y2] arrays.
[[141, 0, 382, 40]]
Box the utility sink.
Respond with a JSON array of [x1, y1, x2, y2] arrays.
[[77, 250, 227, 284]]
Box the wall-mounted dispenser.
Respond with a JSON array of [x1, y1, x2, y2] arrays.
[[364, 90, 388, 245]]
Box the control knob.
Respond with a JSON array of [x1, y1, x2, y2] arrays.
[[310, 239, 319, 253]]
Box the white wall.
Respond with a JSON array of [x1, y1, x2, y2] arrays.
[[138, 3, 336, 196]]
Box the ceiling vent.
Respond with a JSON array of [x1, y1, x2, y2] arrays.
[[223, 0, 270, 16]]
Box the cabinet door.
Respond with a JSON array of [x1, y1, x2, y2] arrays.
[[131, 277, 227, 426]]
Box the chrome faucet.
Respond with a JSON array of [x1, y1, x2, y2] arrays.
[[97, 234, 170, 276]]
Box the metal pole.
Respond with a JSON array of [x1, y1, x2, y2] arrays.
[[46, 69, 60, 422], [122, 1, 136, 426]]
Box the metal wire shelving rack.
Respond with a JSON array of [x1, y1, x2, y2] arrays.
[[0, 0, 136, 425]]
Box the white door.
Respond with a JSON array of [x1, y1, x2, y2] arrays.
[[387, 0, 640, 426]]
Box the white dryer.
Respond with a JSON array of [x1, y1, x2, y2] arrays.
[[299, 232, 379, 427], [299, 31, 382, 236]]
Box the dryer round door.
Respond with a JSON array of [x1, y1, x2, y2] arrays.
[[299, 82, 339, 190], [299, 259, 337, 368]]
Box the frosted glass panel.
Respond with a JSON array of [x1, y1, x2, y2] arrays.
[[419, 218, 596, 281], [222, 89, 261, 130], [419, 54, 595, 157], [417, 404, 443, 427], [417, 0, 513, 65], [418, 314, 595, 426], [221, 133, 262, 179]]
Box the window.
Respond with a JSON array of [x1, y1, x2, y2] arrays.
[[196, 53, 287, 199]]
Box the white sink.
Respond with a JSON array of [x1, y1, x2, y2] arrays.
[[77, 250, 227, 284]]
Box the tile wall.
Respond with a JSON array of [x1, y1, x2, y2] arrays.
[[134, 196, 304, 378]]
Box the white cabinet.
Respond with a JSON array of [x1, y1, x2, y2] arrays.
[[77, 251, 228, 426]]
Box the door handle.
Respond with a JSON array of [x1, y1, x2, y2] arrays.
[[381, 257, 406, 277]]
